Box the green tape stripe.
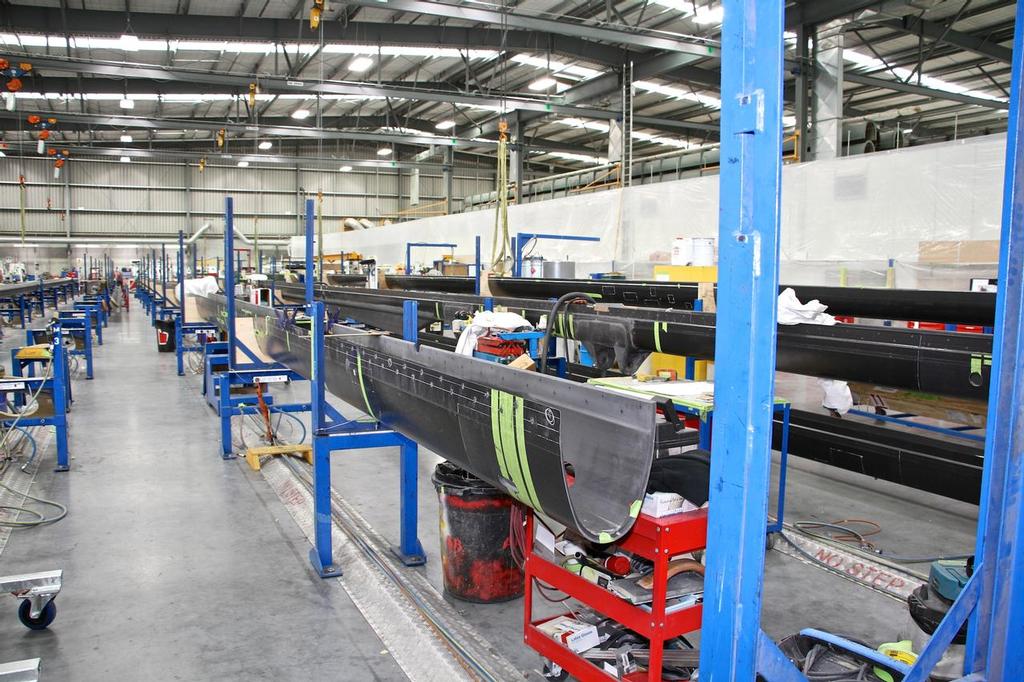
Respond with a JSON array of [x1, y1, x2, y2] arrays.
[[435, 302, 441, 319], [356, 350, 378, 420], [498, 392, 530, 504], [654, 321, 666, 353], [514, 396, 542, 511], [492, 391, 531, 506], [490, 389, 510, 481], [568, 314, 575, 340]]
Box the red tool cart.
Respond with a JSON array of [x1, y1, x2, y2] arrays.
[[523, 509, 708, 681]]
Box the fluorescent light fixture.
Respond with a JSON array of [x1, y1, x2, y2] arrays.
[[528, 77, 557, 91], [14, 243, 38, 248], [119, 156, 131, 163], [258, 141, 273, 150], [119, 134, 133, 143], [119, 98, 135, 109], [782, 115, 797, 128], [115, 244, 139, 249], [435, 120, 456, 130], [376, 147, 393, 156], [119, 34, 140, 51], [237, 161, 250, 167], [692, 5, 724, 24], [0, 151, 5, 158], [349, 56, 374, 72], [339, 165, 353, 172], [291, 108, 310, 120]]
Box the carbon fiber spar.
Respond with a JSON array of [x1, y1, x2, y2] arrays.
[[196, 294, 661, 543]]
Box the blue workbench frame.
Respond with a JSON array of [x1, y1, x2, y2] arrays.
[[306, 225, 425, 577], [174, 229, 221, 376], [205, 197, 312, 459], [8, 327, 71, 471], [405, 241, 457, 276], [511, 232, 599, 278], [50, 312, 94, 380]]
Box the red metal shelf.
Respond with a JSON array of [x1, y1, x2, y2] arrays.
[[523, 509, 707, 682]]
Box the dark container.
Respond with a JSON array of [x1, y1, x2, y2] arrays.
[[431, 461, 524, 603], [155, 319, 176, 352]]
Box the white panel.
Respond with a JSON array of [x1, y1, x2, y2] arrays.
[[293, 134, 1006, 287]]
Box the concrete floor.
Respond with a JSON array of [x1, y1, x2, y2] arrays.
[[0, 300, 980, 681], [0, 305, 405, 681]]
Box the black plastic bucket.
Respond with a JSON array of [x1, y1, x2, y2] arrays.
[[431, 461, 524, 603], [155, 319, 176, 352]]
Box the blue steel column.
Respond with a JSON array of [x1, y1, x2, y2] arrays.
[[966, 2, 1024, 678], [224, 197, 237, 370], [178, 230, 186, 324], [161, 243, 167, 304], [699, 1, 786, 680], [304, 199, 315, 306], [397, 300, 426, 565], [474, 235, 482, 295]]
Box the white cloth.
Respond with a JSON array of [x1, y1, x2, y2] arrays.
[[184, 276, 220, 297], [818, 378, 854, 415], [778, 288, 852, 414], [455, 311, 533, 356], [777, 287, 836, 326]]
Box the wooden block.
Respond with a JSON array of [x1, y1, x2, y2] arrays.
[[508, 353, 537, 371], [244, 444, 313, 472]]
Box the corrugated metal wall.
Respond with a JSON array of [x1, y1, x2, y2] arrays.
[[0, 157, 495, 239]]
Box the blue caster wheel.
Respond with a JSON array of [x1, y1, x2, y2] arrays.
[[18, 599, 56, 630]]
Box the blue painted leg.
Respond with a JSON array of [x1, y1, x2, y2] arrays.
[[309, 436, 343, 578], [219, 375, 233, 459], [391, 437, 426, 566]]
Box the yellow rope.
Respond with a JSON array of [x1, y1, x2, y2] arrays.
[[491, 120, 511, 276]]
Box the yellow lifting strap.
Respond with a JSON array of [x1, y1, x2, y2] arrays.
[[491, 119, 511, 276]]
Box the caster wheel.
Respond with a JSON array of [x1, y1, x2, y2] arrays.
[[542, 658, 569, 680], [18, 599, 56, 630]]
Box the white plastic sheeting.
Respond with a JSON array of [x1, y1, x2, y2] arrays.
[[292, 134, 1006, 289]]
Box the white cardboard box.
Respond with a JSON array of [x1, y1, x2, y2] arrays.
[[537, 616, 600, 654]]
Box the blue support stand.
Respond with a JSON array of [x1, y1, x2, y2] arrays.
[[306, 299, 426, 578], [9, 327, 71, 471], [304, 212, 425, 578], [405, 241, 457, 275], [512, 232, 599, 277], [207, 197, 311, 459]]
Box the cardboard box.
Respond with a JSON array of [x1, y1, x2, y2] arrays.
[[919, 240, 1000, 264], [537, 616, 600, 653]]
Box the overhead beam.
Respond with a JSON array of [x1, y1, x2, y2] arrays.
[[0, 109, 484, 148], [0, 143, 446, 172], [0, 6, 636, 67], [20, 55, 695, 133], [844, 71, 1010, 110], [785, 0, 880, 29], [0, 110, 594, 156], [0, 6, 638, 66], [18, 76, 458, 97], [340, 0, 718, 56], [878, 16, 1013, 65]]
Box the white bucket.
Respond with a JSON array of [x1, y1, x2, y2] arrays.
[[692, 238, 716, 266], [524, 256, 545, 278]]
